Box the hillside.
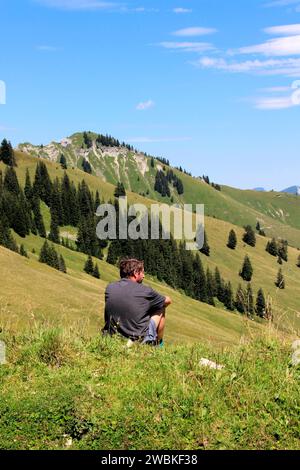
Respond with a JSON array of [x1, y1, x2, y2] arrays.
[[18, 132, 300, 248], [1, 151, 300, 338], [1, 325, 299, 450]]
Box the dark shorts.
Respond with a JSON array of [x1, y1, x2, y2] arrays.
[[142, 318, 158, 344]]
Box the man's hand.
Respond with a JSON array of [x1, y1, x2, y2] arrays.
[[164, 296, 172, 307]]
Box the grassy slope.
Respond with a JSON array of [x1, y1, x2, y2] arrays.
[[0, 327, 299, 450], [2, 152, 300, 335]]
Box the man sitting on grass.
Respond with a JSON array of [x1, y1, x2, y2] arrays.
[[103, 258, 172, 346]]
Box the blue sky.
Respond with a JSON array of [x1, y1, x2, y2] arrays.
[[0, 0, 300, 190]]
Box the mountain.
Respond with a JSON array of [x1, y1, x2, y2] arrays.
[[281, 186, 300, 196], [253, 187, 266, 192], [17, 131, 300, 248]]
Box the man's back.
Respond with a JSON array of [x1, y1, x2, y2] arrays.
[[104, 278, 165, 340]]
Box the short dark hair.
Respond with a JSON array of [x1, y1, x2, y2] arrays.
[[120, 258, 144, 279]]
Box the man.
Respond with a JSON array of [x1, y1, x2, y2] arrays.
[[103, 258, 172, 345]]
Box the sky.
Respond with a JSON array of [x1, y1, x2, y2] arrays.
[[0, 0, 300, 190]]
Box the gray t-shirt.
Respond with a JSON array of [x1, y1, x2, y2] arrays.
[[103, 279, 166, 340]]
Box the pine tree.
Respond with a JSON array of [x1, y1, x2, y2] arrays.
[[240, 255, 253, 282], [266, 238, 278, 257], [192, 253, 207, 303], [278, 240, 288, 262], [200, 230, 210, 257], [151, 157, 155, 168], [24, 168, 33, 202], [227, 229, 237, 250], [32, 196, 46, 238], [276, 268, 285, 289], [48, 207, 60, 244], [0, 216, 18, 252], [33, 161, 53, 206], [94, 190, 100, 212], [19, 244, 28, 258], [93, 263, 100, 279], [243, 225, 256, 247], [214, 267, 224, 302], [58, 254, 67, 273], [224, 282, 234, 311], [84, 255, 94, 275], [39, 240, 51, 265], [0, 139, 16, 167], [114, 182, 126, 198], [3, 167, 20, 195], [206, 268, 216, 306], [246, 284, 255, 317], [235, 284, 246, 314], [256, 221, 261, 232], [256, 288, 266, 318], [60, 154, 67, 170]]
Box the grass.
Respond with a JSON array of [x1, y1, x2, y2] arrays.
[[0, 324, 299, 450]]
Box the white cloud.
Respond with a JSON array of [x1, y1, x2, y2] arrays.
[[136, 100, 155, 111], [34, 0, 118, 11], [238, 35, 300, 56], [193, 56, 300, 76], [173, 7, 192, 14], [159, 41, 215, 53], [255, 96, 295, 109], [172, 27, 217, 37], [264, 24, 300, 35], [264, 0, 300, 7]]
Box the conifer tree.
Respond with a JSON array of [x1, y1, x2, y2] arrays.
[[227, 229, 237, 250], [33, 161, 53, 206], [206, 268, 216, 305], [84, 255, 94, 275], [58, 254, 67, 273], [276, 268, 285, 289], [266, 238, 278, 257], [24, 168, 33, 202], [243, 225, 256, 247], [93, 263, 100, 279], [246, 284, 255, 317], [0, 216, 18, 252], [94, 190, 100, 212], [48, 207, 60, 244], [19, 244, 28, 258], [4, 167, 20, 195], [278, 240, 288, 262], [256, 288, 266, 318], [60, 154, 67, 170], [214, 267, 224, 302], [114, 181, 126, 198], [240, 255, 253, 282], [224, 282, 234, 311], [200, 230, 210, 257], [32, 196, 46, 238], [39, 240, 51, 265], [235, 284, 246, 314], [0, 139, 16, 167], [192, 253, 207, 303]]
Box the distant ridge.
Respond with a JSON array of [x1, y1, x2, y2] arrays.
[[281, 186, 300, 196], [253, 187, 266, 192]]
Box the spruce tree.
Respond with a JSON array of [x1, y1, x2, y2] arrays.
[[84, 255, 94, 275], [192, 253, 207, 303], [200, 230, 210, 257], [58, 254, 67, 273], [24, 169, 33, 202], [246, 284, 255, 317], [266, 238, 278, 257], [114, 181, 126, 198], [276, 268, 285, 289], [48, 207, 60, 244], [33, 161, 53, 206], [39, 240, 51, 265], [227, 229, 237, 250], [0, 216, 18, 252], [256, 289, 266, 318], [224, 282, 234, 311], [60, 154, 67, 170], [278, 240, 288, 262], [0, 139, 16, 167], [19, 244, 28, 258], [32, 196, 46, 238], [4, 167, 20, 195], [240, 255, 253, 282], [235, 284, 246, 314], [93, 263, 100, 279], [243, 225, 256, 247]]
